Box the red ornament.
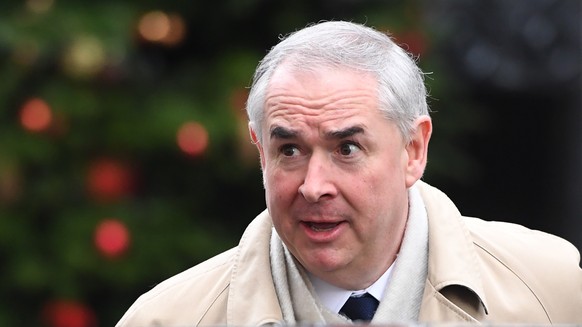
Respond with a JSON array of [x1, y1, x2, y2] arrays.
[[86, 158, 133, 202], [176, 121, 209, 157], [20, 97, 53, 132], [42, 300, 97, 327], [94, 218, 130, 258]]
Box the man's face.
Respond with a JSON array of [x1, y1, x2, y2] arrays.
[[252, 65, 428, 289]]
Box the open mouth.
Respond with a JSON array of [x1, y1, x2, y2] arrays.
[[305, 222, 341, 232]]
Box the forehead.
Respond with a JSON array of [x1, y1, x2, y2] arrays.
[[267, 63, 377, 99], [263, 65, 382, 132]]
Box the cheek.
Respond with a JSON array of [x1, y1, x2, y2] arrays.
[[265, 171, 300, 241], [264, 168, 297, 208], [348, 164, 406, 213]]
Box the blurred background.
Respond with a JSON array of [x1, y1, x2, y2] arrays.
[[0, 0, 580, 326]]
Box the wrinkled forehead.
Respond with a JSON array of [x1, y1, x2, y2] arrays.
[[263, 64, 385, 133], [252, 60, 385, 143]]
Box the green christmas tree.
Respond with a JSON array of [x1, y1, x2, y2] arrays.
[[0, 1, 472, 326]]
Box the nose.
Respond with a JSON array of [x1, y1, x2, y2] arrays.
[[298, 153, 337, 203]]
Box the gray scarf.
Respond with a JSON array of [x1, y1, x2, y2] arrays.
[[269, 185, 429, 324]]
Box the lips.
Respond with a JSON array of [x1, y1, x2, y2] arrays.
[[306, 222, 341, 232], [300, 220, 346, 242]]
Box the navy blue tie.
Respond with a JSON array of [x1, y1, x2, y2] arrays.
[[339, 293, 379, 321]]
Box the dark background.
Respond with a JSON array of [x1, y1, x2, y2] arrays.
[[0, 0, 580, 326]]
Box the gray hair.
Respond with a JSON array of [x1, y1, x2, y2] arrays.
[[246, 21, 429, 143]]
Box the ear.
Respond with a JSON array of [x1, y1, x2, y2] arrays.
[[249, 123, 266, 169], [405, 115, 432, 188]]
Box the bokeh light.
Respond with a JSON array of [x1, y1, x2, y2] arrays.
[[42, 299, 97, 327], [20, 97, 53, 132], [138, 11, 170, 42], [138, 11, 186, 46], [230, 88, 258, 165], [94, 219, 130, 259], [161, 14, 186, 46], [26, 0, 54, 14], [61, 36, 106, 79], [177, 121, 209, 157], [86, 158, 134, 202]]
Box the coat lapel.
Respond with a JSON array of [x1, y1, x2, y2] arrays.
[[416, 181, 488, 322]]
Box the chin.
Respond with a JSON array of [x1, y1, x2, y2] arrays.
[[302, 251, 349, 273]]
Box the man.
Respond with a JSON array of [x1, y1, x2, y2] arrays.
[[117, 21, 582, 325]]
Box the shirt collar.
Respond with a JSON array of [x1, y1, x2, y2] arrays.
[[308, 262, 395, 313]]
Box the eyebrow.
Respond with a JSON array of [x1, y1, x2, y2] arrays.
[[326, 126, 365, 139], [269, 125, 364, 140], [270, 126, 297, 139]]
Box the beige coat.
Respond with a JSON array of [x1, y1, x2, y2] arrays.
[[116, 182, 582, 326]]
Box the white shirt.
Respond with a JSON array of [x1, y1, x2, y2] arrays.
[[308, 263, 395, 314]]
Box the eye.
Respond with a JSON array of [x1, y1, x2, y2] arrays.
[[338, 142, 361, 156], [280, 144, 300, 157]]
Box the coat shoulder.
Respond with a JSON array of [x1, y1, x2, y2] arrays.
[[116, 247, 237, 326], [465, 217, 582, 322], [465, 217, 580, 273]]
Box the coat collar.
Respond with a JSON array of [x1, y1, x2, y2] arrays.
[[227, 210, 283, 326], [416, 181, 489, 315], [228, 181, 489, 325]]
